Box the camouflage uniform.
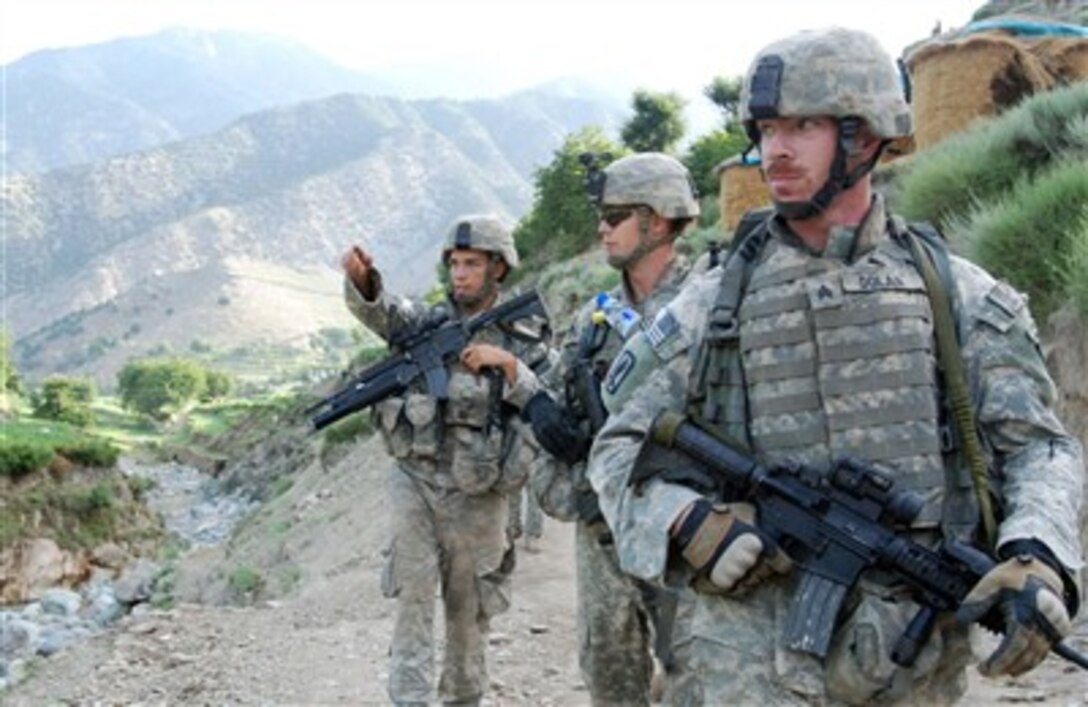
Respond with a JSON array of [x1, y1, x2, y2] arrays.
[[530, 153, 699, 705], [587, 29, 1084, 707], [346, 215, 554, 705], [534, 260, 690, 705], [507, 483, 543, 543]]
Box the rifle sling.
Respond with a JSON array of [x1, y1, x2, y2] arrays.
[[903, 232, 997, 549]]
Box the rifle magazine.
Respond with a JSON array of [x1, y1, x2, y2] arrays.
[[782, 573, 849, 658]]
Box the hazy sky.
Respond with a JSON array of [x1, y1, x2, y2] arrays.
[[3, 0, 984, 96]]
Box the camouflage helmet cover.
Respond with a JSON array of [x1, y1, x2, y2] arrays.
[[600, 153, 701, 219], [740, 27, 912, 140], [442, 214, 519, 270]]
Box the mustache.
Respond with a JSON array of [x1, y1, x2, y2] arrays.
[[764, 163, 804, 179]]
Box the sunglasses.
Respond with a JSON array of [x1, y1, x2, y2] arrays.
[[599, 206, 642, 227]]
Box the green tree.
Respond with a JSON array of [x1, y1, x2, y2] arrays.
[[512, 126, 625, 274], [682, 126, 749, 198], [32, 376, 96, 427], [117, 358, 207, 420], [202, 369, 234, 401], [704, 75, 744, 128], [620, 90, 686, 153]]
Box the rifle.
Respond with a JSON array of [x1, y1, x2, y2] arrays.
[[307, 290, 548, 431], [566, 320, 609, 437], [637, 411, 1088, 671]]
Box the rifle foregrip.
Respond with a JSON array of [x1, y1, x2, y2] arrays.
[[891, 606, 937, 667]]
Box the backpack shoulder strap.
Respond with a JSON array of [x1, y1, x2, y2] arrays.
[[726, 206, 775, 260]]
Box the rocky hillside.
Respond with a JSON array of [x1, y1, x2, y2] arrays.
[[5, 86, 623, 387]]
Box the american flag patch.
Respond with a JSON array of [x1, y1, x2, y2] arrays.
[[645, 310, 679, 349]]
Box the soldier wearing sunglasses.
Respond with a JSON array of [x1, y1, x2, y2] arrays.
[[522, 152, 700, 704]]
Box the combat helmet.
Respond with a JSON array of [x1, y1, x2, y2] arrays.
[[442, 214, 518, 276], [740, 27, 912, 218], [740, 27, 911, 141], [598, 153, 700, 220]]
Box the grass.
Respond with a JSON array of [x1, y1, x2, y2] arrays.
[[1067, 223, 1088, 318], [0, 418, 97, 446], [88, 397, 159, 449], [228, 564, 264, 600], [946, 159, 1088, 323], [897, 82, 1088, 232], [892, 81, 1088, 324], [0, 470, 163, 551]]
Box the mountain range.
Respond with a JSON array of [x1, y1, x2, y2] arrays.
[[2, 28, 627, 388]]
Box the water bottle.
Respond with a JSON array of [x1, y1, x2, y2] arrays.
[[591, 292, 641, 339]]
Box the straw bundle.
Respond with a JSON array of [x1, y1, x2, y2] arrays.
[[1034, 36, 1088, 79], [908, 33, 1057, 150], [717, 158, 770, 232], [908, 27, 1088, 150]]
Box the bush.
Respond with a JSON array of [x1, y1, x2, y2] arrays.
[[56, 438, 121, 468], [118, 358, 207, 419], [32, 376, 96, 427], [202, 370, 234, 401], [1066, 224, 1088, 318], [323, 412, 374, 446], [229, 565, 264, 599], [0, 442, 54, 478], [127, 475, 156, 501], [946, 159, 1088, 322], [62, 482, 116, 515], [893, 82, 1088, 324], [897, 82, 1088, 231], [350, 346, 388, 370]]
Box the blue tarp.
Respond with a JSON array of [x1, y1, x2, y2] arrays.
[[960, 18, 1088, 38]]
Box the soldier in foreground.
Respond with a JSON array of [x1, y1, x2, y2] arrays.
[[588, 28, 1083, 704], [341, 215, 553, 705], [525, 153, 700, 704]]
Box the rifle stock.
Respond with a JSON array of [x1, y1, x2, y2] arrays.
[[308, 290, 547, 431], [644, 411, 1088, 671]]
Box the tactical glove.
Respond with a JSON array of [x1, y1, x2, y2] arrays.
[[672, 499, 792, 595], [956, 554, 1072, 677], [521, 391, 589, 465]]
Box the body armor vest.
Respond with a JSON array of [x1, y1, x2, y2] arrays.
[[692, 221, 977, 531], [375, 307, 544, 495]]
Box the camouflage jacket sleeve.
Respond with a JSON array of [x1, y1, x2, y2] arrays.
[[342, 271, 428, 342], [953, 257, 1085, 585], [586, 270, 721, 582], [502, 322, 559, 410]]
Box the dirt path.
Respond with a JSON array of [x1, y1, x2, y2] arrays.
[[8, 524, 1087, 706], [3, 516, 589, 705], [5, 435, 1086, 705]]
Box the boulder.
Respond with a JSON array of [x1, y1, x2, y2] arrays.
[[0, 539, 90, 604]]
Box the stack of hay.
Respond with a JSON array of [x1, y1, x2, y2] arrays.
[[715, 154, 769, 233], [907, 16, 1088, 150]]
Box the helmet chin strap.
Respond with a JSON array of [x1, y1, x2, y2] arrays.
[[773, 117, 888, 221]]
